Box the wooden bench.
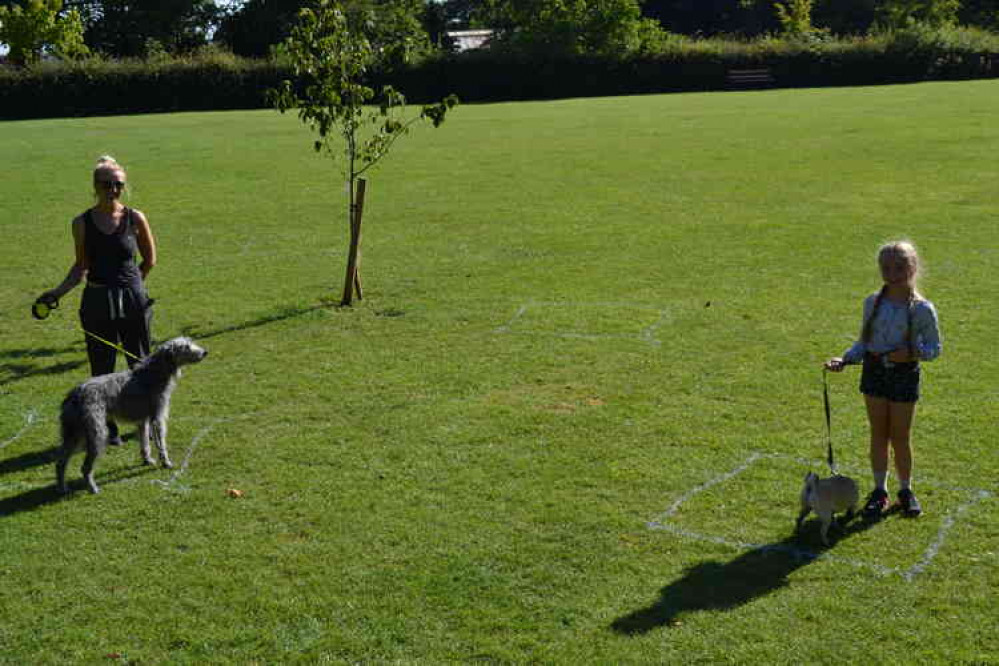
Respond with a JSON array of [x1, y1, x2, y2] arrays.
[[726, 67, 775, 90]]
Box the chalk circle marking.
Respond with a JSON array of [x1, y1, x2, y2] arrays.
[[0, 408, 39, 452], [647, 451, 992, 581]]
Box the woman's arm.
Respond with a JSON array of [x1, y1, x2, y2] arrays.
[[133, 209, 157, 280], [43, 217, 88, 300]]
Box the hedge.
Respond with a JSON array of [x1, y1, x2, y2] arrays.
[[1, 34, 997, 120]]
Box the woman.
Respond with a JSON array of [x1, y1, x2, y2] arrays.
[[39, 156, 157, 444]]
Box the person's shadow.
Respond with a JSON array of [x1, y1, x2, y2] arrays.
[[611, 518, 879, 635]]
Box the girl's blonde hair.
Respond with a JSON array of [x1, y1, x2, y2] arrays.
[[877, 240, 921, 287], [862, 239, 924, 351]]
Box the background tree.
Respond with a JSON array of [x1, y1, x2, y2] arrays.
[[269, 0, 457, 306], [958, 0, 999, 29], [214, 0, 306, 57], [875, 0, 961, 27], [774, 0, 820, 36], [0, 0, 89, 65], [484, 0, 670, 57], [638, 0, 776, 36], [78, 0, 220, 56], [812, 0, 876, 34]]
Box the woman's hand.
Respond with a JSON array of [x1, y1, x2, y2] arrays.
[[38, 289, 61, 305], [824, 357, 846, 372]]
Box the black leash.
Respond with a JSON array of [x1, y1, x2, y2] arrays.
[[822, 368, 838, 474]]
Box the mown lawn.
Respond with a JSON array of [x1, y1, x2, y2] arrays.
[[1, 80, 997, 663]]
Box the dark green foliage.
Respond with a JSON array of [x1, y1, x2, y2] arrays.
[[0, 56, 288, 119], [2, 26, 999, 120], [77, 0, 222, 57]]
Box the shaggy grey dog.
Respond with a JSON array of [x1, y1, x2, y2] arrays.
[[56, 337, 208, 494]]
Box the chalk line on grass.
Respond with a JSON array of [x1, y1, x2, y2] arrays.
[[495, 301, 669, 346], [647, 451, 992, 580], [902, 488, 992, 582], [149, 417, 230, 493], [0, 408, 38, 452]]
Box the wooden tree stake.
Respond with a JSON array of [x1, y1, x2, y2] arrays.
[[341, 178, 366, 306]]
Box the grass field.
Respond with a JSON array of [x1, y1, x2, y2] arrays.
[[1, 80, 998, 663]]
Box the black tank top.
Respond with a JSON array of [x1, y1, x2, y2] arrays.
[[83, 207, 143, 289]]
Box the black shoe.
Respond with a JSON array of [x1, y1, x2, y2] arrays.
[[897, 488, 922, 517], [863, 489, 889, 520]]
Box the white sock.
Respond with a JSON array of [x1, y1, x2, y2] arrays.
[[898, 478, 912, 492], [873, 471, 888, 492]]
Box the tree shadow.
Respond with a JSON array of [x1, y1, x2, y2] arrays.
[[178, 302, 336, 342], [2, 300, 337, 386], [611, 517, 881, 635]]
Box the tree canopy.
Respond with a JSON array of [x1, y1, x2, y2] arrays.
[[2, 0, 997, 62]]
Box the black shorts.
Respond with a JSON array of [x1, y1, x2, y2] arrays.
[[860, 355, 920, 403]]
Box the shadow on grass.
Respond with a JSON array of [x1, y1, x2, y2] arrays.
[[0, 357, 88, 388], [2, 300, 335, 384], [0, 447, 58, 475], [0, 338, 88, 387], [611, 518, 881, 635], [0, 464, 155, 518], [179, 302, 336, 342]]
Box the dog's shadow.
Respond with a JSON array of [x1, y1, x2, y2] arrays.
[[611, 518, 879, 635], [0, 447, 59, 475], [0, 461, 156, 518]]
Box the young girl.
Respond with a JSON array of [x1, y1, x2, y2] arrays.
[[825, 240, 941, 518]]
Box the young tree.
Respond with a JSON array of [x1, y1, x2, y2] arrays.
[[269, 0, 457, 306], [0, 0, 88, 65]]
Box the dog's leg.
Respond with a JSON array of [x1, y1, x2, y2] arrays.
[[139, 419, 155, 466], [818, 510, 833, 545], [795, 506, 810, 531], [81, 449, 101, 494], [79, 413, 107, 494], [152, 418, 172, 469], [55, 437, 79, 494]]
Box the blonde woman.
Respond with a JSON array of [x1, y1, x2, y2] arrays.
[[825, 241, 941, 519], [39, 156, 157, 444]]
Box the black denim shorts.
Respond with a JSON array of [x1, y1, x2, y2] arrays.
[[860, 355, 921, 403]]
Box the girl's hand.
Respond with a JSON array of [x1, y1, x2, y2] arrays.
[[888, 349, 915, 363], [824, 357, 845, 372]]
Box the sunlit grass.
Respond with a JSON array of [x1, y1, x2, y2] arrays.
[[1, 80, 997, 663]]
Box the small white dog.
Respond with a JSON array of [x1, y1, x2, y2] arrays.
[[795, 472, 859, 545]]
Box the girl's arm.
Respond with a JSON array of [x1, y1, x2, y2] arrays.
[[914, 301, 941, 361], [888, 301, 941, 362], [133, 209, 157, 280]]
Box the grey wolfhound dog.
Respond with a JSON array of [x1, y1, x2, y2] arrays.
[[56, 337, 208, 494]]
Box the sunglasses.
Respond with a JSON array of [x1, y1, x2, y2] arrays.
[[97, 180, 126, 190]]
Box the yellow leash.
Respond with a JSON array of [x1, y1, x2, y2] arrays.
[[83, 328, 142, 363]]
